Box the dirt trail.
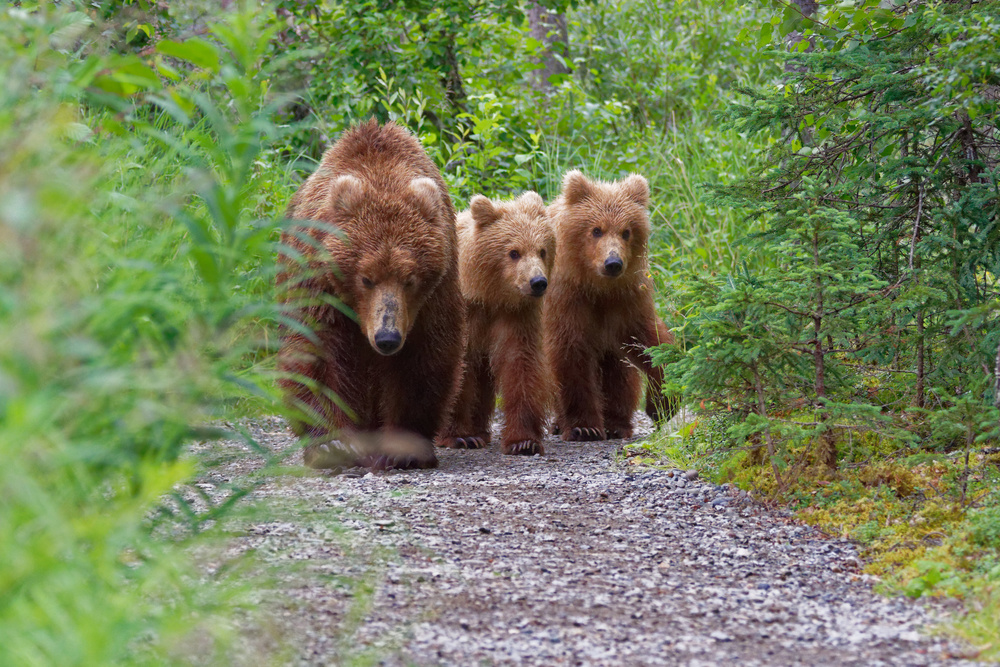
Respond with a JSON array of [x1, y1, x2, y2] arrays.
[[197, 416, 980, 666]]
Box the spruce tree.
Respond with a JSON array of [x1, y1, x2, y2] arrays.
[[670, 0, 1000, 475]]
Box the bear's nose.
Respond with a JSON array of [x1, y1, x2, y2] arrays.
[[604, 255, 623, 277], [529, 275, 548, 296], [374, 329, 402, 355]]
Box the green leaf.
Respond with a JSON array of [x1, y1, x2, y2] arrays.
[[758, 23, 773, 49], [157, 38, 221, 72], [92, 57, 163, 96]]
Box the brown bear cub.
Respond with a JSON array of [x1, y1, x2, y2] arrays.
[[544, 170, 675, 442], [277, 121, 466, 470], [439, 192, 556, 455]]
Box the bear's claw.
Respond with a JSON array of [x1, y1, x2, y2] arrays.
[[565, 426, 606, 442], [438, 435, 488, 449], [502, 440, 544, 456], [605, 426, 634, 439]]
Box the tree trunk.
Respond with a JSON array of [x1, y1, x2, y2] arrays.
[[784, 0, 817, 74], [994, 335, 1000, 411], [753, 364, 783, 489], [783, 0, 817, 148], [916, 310, 925, 409], [441, 37, 468, 113], [812, 230, 837, 470], [527, 2, 570, 92]]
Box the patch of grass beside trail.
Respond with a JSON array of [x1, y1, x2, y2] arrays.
[[628, 416, 1000, 662]]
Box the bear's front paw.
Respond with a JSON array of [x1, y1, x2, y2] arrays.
[[605, 425, 634, 439], [502, 440, 544, 456], [304, 441, 361, 470], [437, 435, 489, 449], [563, 426, 606, 442]]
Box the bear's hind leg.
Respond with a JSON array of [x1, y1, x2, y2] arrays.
[[550, 336, 605, 442], [600, 351, 641, 439]]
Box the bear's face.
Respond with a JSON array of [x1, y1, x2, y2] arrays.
[[323, 175, 452, 355], [462, 192, 555, 307], [556, 170, 651, 286]]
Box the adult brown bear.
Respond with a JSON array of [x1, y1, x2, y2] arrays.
[[277, 121, 465, 470], [544, 170, 676, 442]]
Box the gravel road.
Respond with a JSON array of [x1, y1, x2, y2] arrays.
[[194, 415, 982, 666]]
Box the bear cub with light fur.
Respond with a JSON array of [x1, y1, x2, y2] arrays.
[[440, 192, 556, 455], [544, 170, 676, 442]]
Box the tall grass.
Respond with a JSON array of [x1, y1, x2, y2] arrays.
[[0, 5, 292, 663]]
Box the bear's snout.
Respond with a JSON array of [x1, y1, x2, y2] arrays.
[[374, 328, 403, 355], [529, 275, 548, 297], [603, 252, 624, 277], [366, 286, 410, 355]]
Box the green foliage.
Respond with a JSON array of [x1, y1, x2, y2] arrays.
[[24, 0, 1000, 660], [648, 3, 1000, 650], [663, 181, 898, 477], [575, 0, 778, 128], [0, 3, 292, 663], [969, 504, 1000, 551], [668, 0, 1000, 475], [266, 0, 775, 280]]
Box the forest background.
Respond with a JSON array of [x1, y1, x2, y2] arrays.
[[1, 0, 998, 663]]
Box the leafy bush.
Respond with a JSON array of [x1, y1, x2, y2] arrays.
[[969, 504, 1000, 551], [0, 4, 290, 663]]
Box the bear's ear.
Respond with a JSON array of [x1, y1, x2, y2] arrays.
[[328, 174, 364, 215], [562, 170, 592, 206], [517, 191, 547, 217], [469, 195, 499, 228], [622, 174, 650, 208], [409, 177, 442, 220]]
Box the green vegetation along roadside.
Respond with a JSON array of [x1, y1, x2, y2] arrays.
[[641, 1, 1000, 659], [2, 0, 997, 663]]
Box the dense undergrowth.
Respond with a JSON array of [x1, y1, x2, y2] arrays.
[[2, 0, 997, 663], [0, 5, 292, 664], [638, 0, 1000, 658]]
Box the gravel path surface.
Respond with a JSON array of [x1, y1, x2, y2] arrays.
[[196, 415, 981, 666]]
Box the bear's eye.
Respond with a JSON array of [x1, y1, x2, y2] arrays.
[[622, 229, 631, 241], [509, 250, 521, 260], [539, 249, 546, 259], [592, 227, 603, 238], [361, 277, 374, 289], [404, 276, 417, 288]]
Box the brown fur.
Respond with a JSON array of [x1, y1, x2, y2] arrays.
[[543, 170, 676, 441], [277, 120, 466, 469], [440, 192, 556, 455]]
